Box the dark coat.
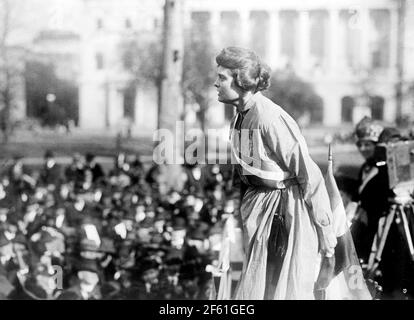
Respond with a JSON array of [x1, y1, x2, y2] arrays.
[[354, 161, 391, 261], [40, 163, 63, 186], [57, 283, 102, 300]]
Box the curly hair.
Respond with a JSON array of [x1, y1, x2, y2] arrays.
[[215, 47, 271, 93]]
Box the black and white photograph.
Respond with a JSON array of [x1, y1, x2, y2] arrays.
[[0, 0, 414, 304]]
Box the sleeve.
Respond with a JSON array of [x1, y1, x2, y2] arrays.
[[261, 114, 333, 230]]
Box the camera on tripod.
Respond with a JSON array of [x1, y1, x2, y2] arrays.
[[367, 139, 414, 282], [373, 139, 414, 199]]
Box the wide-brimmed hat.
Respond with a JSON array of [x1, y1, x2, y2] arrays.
[[76, 258, 100, 274]]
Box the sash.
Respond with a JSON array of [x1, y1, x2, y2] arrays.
[[230, 116, 290, 182]]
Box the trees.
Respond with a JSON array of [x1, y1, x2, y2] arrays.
[[24, 60, 78, 128], [0, 0, 20, 143], [264, 70, 323, 124], [120, 11, 216, 133], [0, 0, 36, 142], [182, 13, 216, 132]]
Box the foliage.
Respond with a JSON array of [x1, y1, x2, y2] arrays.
[[119, 19, 216, 132], [119, 32, 163, 88], [182, 19, 216, 131], [264, 70, 324, 123], [24, 60, 78, 127]]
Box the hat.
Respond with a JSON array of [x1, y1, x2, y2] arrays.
[[13, 153, 24, 161], [354, 116, 383, 143], [171, 216, 187, 230], [76, 258, 100, 274], [378, 127, 402, 144], [85, 153, 95, 162], [44, 150, 54, 159], [139, 258, 160, 273], [165, 248, 183, 264]]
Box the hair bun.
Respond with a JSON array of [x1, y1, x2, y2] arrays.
[[256, 62, 271, 92]]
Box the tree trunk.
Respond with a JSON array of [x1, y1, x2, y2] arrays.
[[396, 0, 406, 125], [155, 0, 185, 192]]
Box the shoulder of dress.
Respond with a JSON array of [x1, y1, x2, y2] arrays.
[[253, 98, 283, 128]]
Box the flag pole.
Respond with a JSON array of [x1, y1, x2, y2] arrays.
[[328, 143, 333, 163]]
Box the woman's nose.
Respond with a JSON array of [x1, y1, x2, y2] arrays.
[[214, 79, 219, 88]]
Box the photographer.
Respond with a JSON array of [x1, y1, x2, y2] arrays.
[[353, 117, 389, 263], [373, 127, 414, 299]]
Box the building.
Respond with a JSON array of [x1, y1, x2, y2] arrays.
[[77, 0, 414, 134], [78, 0, 163, 135], [6, 0, 414, 134], [187, 0, 414, 127]]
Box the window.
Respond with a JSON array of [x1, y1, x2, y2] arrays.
[[310, 98, 324, 123], [249, 11, 269, 59], [309, 11, 328, 68], [220, 12, 241, 47], [96, 53, 104, 70], [370, 96, 384, 120], [280, 11, 298, 61], [370, 10, 390, 69], [191, 12, 210, 38], [123, 84, 136, 119], [341, 96, 355, 122], [340, 10, 361, 70], [122, 50, 133, 70]]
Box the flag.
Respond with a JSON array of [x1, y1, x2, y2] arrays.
[[314, 144, 372, 300]]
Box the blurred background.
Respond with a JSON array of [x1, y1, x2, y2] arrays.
[[0, 0, 414, 300], [0, 0, 413, 166]]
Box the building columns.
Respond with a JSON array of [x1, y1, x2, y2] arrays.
[[210, 10, 221, 50], [298, 10, 310, 73], [239, 10, 250, 47], [389, 7, 398, 74], [328, 9, 340, 75], [268, 10, 280, 69], [359, 8, 371, 69]]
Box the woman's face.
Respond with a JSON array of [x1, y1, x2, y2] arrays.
[[214, 66, 240, 104], [357, 140, 376, 160]]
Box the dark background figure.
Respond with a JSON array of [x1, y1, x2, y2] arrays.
[[64, 153, 86, 192], [39, 150, 63, 187], [372, 127, 414, 299], [353, 117, 389, 263], [85, 153, 105, 186]]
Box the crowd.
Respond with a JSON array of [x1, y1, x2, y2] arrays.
[[0, 150, 238, 300], [1, 118, 413, 300]]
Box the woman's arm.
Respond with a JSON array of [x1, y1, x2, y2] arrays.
[[261, 114, 337, 255]]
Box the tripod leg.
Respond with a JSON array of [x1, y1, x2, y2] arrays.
[[397, 205, 414, 261], [367, 205, 397, 277]]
